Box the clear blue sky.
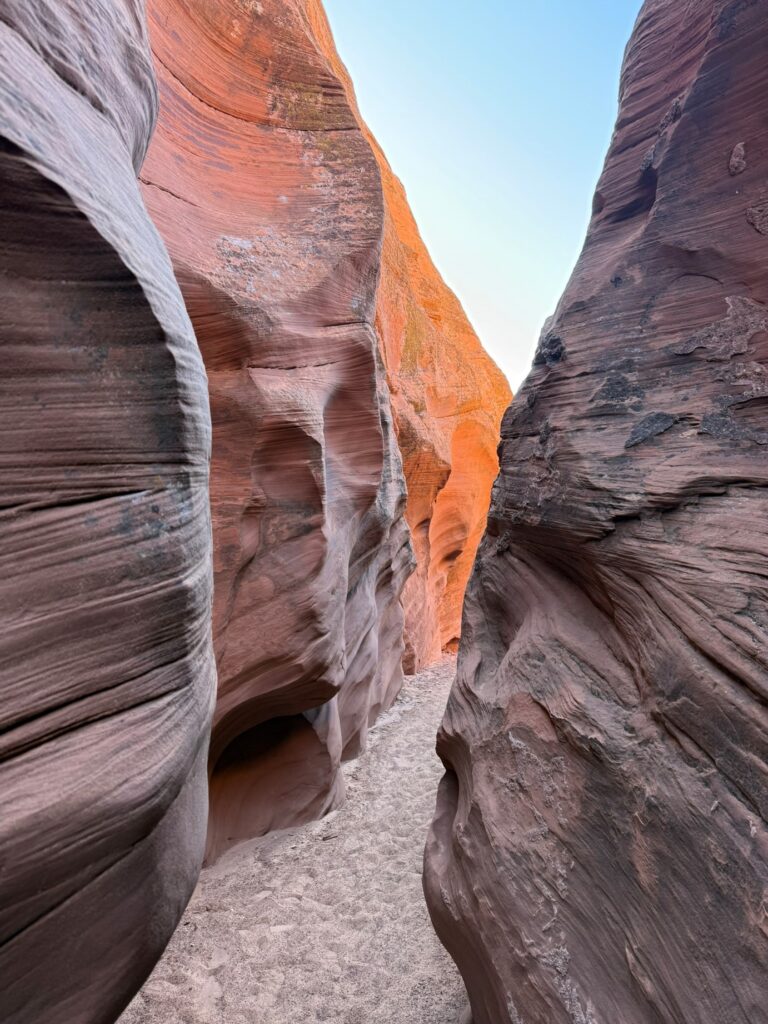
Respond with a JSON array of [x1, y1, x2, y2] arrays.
[[323, 0, 644, 390]]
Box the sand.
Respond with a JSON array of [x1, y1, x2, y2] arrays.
[[119, 657, 469, 1024]]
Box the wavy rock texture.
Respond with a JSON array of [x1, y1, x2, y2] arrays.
[[426, 2, 768, 1022], [303, 4, 512, 672], [142, 0, 414, 864], [0, 3, 215, 1022]]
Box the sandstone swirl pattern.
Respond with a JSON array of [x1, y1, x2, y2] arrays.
[[425, 2, 768, 1022], [0, 3, 215, 1022], [142, 0, 414, 864]]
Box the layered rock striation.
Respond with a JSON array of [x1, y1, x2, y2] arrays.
[[142, 0, 413, 864], [0, 3, 215, 1021], [426, 2, 768, 1021]]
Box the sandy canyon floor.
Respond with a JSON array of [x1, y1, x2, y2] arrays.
[[120, 658, 468, 1024]]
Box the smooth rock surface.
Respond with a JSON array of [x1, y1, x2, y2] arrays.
[[425, 2, 768, 1022], [119, 659, 468, 1024], [142, 0, 413, 864], [0, 3, 215, 1021]]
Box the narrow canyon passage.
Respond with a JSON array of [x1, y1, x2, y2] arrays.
[[119, 659, 467, 1024]]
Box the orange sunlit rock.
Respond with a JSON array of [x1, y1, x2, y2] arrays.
[[305, 1, 512, 671]]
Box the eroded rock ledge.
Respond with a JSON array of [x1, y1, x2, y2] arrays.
[[425, 1, 768, 1021]]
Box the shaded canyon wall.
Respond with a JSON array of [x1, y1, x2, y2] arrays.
[[0, 2, 215, 1021], [425, 1, 768, 1022]]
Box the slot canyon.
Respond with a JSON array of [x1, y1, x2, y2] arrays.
[[0, 1, 766, 1023]]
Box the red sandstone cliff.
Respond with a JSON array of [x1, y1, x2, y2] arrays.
[[376, 158, 512, 672], [304, 1, 512, 672], [425, 2, 768, 1021], [142, 0, 413, 864], [142, 0, 508, 862], [0, 2, 215, 1021]]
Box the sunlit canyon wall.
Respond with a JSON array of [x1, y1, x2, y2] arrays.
[[301, 1, 512, 671], [142, 0, 509, 863]]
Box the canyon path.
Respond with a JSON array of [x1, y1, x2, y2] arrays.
[[120, 660, 468, 1024]]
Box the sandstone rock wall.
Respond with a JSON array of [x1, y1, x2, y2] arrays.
[[375, 153, 512, 672], [425, 2, 768, 1021], [304, 1, 512, 672], [0, 2, 215, 1020], [143, 0, 508, 862], [142, 0, 413, 864]]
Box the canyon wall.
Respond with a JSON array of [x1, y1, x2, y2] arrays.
[[425, 1, 768, 1022], [0, 3, 215, 1022], [143, 0, 508, 860], [375, 153, 512, 672], [142, 0, 414, 864], [302, 1, 511, 671]]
